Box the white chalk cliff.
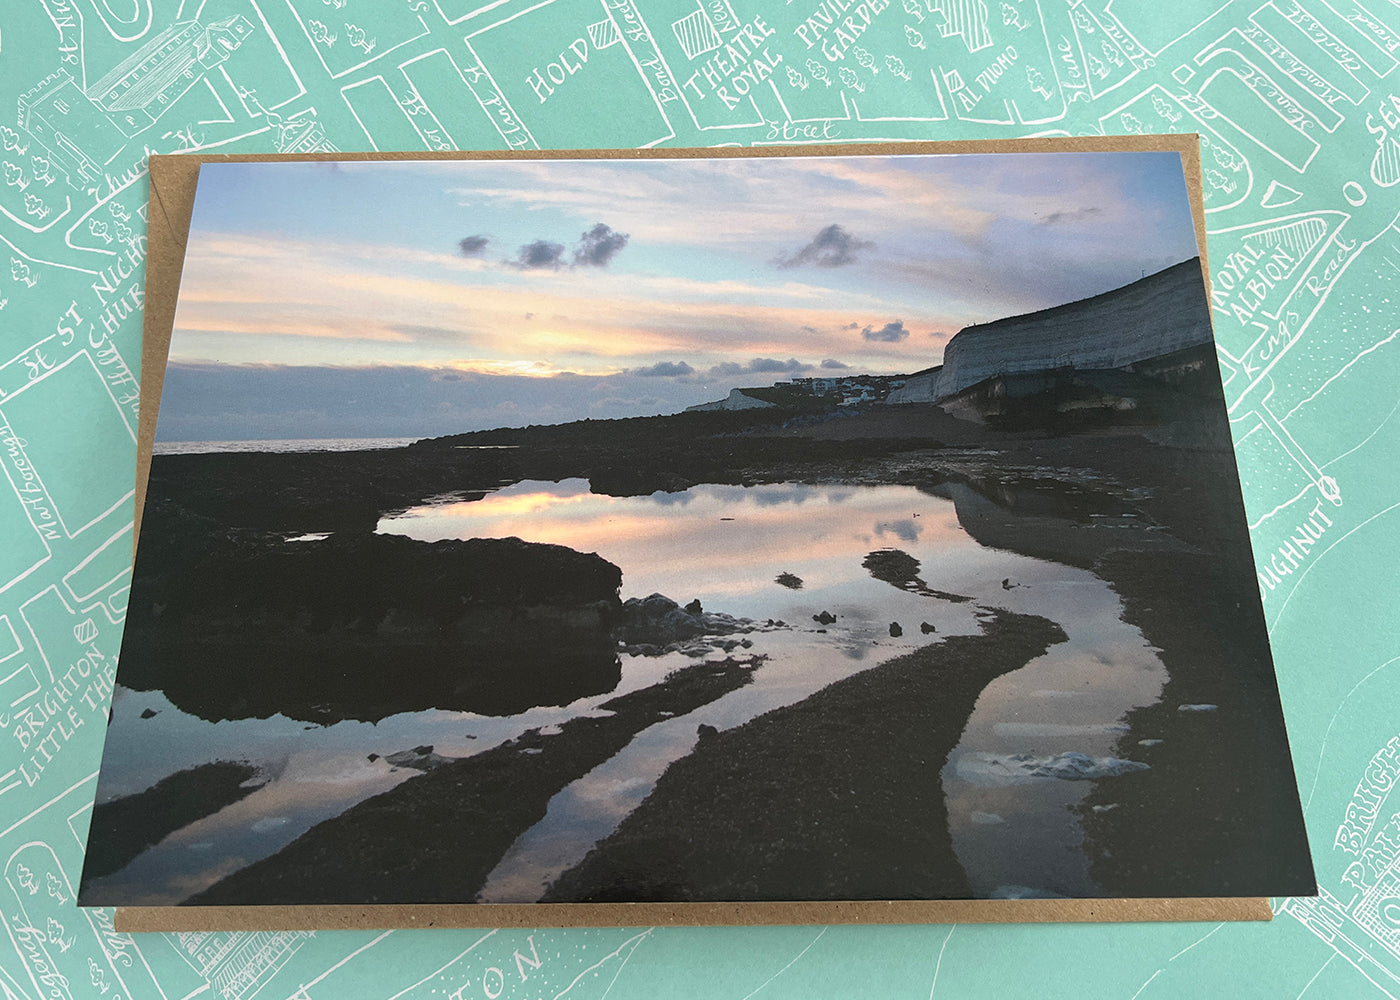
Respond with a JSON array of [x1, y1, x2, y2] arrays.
[[887, 259, 1213, 406]]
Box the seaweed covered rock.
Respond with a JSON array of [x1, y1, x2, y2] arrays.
[[118, 532, 624, 723]]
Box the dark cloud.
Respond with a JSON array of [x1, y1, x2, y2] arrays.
[[573, 223, 630, 267], [458, 235, 490, 257], [749, 357, 810, 373], [862, 321, 909, 343], [820, 358, 850, 369], [777, 224, 874, 268], [844, 322, 860, 330], [631, 361, 695, 377], [705, 357, 812, 378], [800, 325, 819, 335], [1041, 207, 1103, 226], [512, 240, 566, 270]]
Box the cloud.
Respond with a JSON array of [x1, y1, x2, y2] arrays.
[[821, 358, 850, 369], [1041, 207, 1104, 226], [458, 235, 490, 257], [862, 321, 909, 343], [631, 360, 695, 377], [708, 357, 812, 377], [777, 224, 874, 269], [573, 223, 630, 267], [511, 240, 566, 270]]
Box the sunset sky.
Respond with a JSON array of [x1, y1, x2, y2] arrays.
[[160, 151, 1200, 441]]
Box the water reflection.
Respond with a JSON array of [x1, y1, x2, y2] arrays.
[[91, 479, 1167, 903]]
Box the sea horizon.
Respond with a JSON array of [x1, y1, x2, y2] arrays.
[[153, 436, 425, 456]]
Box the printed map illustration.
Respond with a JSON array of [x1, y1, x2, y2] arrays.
[[1, 0, 1398, 996]]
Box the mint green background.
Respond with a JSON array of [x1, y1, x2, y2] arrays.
[[3, 1, 1399, 997]]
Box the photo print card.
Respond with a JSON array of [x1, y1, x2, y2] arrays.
[[85, 139, 1314, 927]]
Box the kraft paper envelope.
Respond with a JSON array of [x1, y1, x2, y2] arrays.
[[117, 135, 1280, 932]]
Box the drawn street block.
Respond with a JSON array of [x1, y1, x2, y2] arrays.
[[398, 49, 497, 150], [1248, 3, 1371, 107], [464, 0, 673, 147], [62, 521, 132, 621], [1195, 48, 1325, 171], [0, 449, 53, 594], [0, 660, 42, 719], [1099, 85, 1254, 210], [341, 76, 433, 151], [0, 352, 136, 540], [285, 0, 431, 80]]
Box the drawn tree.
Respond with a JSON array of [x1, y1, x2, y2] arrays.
[[1119, 111, 1145, 133], [345, 22, 376, 54], [902, 0, 925, 22], [1026, 66, 1052, 99], [114, 220, 135, 246], [1152, 95, 1182, 125], [307, 19, 337, 46], [1205, 167, 1236, 193], [1002, 3, 1029, 30], [1100, 40, 1124, 67], [886, 55, 912, 81], [89, 957, 108, 994], [852, 46, 879, 74], [30, 155, 55, 186], [4, 161, 28, 191], [46, 871, 68, 904], [0, 125, 27, 156], [89, 219, 113, 244], [15, 863, 37, 893], [321, 0, 346, 7], [109, 201, 131, 222], [838, 67, 866, 92], [10, 258, 36, 287], [786, 65, 810, 90], [1210, 143, 1240, 171], [906, 25, 927, 49], [23, 192, 48, 219], [805, 58, 832, 87]]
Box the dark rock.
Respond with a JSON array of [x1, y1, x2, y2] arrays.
[[384, 747, 455, 772], [117, 532, 624, 724], [889, 622, 903, 637], [921, 622, 936, 634], [697, 723, 719, 743], [775, 572, 804, 590], [367, 754, 379, 762], [139, 708, 159, 719], [813, 610, 837, 625], [863, 549, 971, 603], [616, 593, 754, 654]]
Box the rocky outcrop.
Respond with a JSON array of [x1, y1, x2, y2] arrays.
[[615, 593, 759, 656], [119, 532, 624, 723], [887, 259, 1213, 406]]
